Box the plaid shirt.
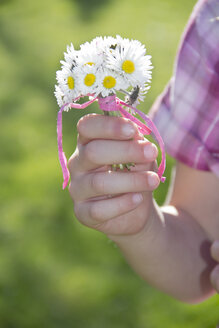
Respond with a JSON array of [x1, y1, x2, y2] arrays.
[[150, 0, 219, 178]]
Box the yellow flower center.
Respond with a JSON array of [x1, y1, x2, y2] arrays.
[[122, 60, 135, 74], [67, 76, 74, 89], [84, 73, 96, 86], [103, 76, 116, 89], [85, 62, 94, 66]]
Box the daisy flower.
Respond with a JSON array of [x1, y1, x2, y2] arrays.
[[89, 36, 119, 66], [61, 43, 79, 70], [125, 84, 151, 109], [89, 36, 115, 54], [54, 85, 76, 111], [79, 41, 103, 68], [97, 68, 128, 97], [77, 64, 100, 97], [54, 85, 65, 108], [98, 36, 118, 52], [56, 64, 80, 103], [106, 37, 153, 87], [89, 36, 104, 52]]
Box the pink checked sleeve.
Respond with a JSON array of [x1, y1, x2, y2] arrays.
[[149, 0, 219, 178]]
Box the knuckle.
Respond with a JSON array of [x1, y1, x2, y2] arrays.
[[90, 173, 105, 194], [105, 117, 121, 137], [68, 152, 77, 173], [124, 141, 134, 159], [116, 197, 126, 214], [68, 180, 78, 200], [73, 202, 82, 221], [131, 173, 142, 190], [211, 241, 219, 261], [84, 141, 97, 163], [77, 116, 86, 134], [77, 113, 97, 135], [77, 115, 89, 134], [89, 203, 102, 222], [73, 202, 92, 228]]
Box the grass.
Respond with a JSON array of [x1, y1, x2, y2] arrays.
[[0, 0, 218, 327]]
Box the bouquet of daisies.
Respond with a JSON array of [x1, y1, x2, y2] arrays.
[[55, 35, 166, 189], [55, 35, 152, 108]]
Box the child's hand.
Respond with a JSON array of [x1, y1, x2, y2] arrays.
[[68, 114, 160, 237], [210, 241, 219, 293]]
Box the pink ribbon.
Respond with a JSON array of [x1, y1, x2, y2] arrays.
[[57, 104, 70, 189], [57, 94, 166, 189]]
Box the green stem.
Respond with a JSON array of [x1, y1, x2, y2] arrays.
[[103, 110, 120, 117]]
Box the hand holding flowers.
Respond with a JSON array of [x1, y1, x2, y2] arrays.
[[55, 35, 166, 189], [67, 113, 160, 236]]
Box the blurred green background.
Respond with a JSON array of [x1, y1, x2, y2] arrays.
[[0, 0, 218, 327]]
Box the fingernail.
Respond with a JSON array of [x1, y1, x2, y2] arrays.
[[144, 144, 158, 160], [148, 173, 159, 188], [122, 124, 135, 137], [213, 240, 219, 250], [210, 265, 219, 291], [132, 193, 143, 204], [211, 241, 219, 260]]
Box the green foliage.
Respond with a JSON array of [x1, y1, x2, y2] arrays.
[[0, 0, 218, 327]]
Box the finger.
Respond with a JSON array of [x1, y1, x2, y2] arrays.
[[211, 240, 219, 262], [77, 113, 141, 145], [69, 170, 160, 201], [68, 139, 158, 173], [74, 192, 144, 227], [92, 195, 151, 236], [210, 265, 219, 293]]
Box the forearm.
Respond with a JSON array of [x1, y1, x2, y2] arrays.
[[109, 199, 216, 303], [69, 114, 219, 302]]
